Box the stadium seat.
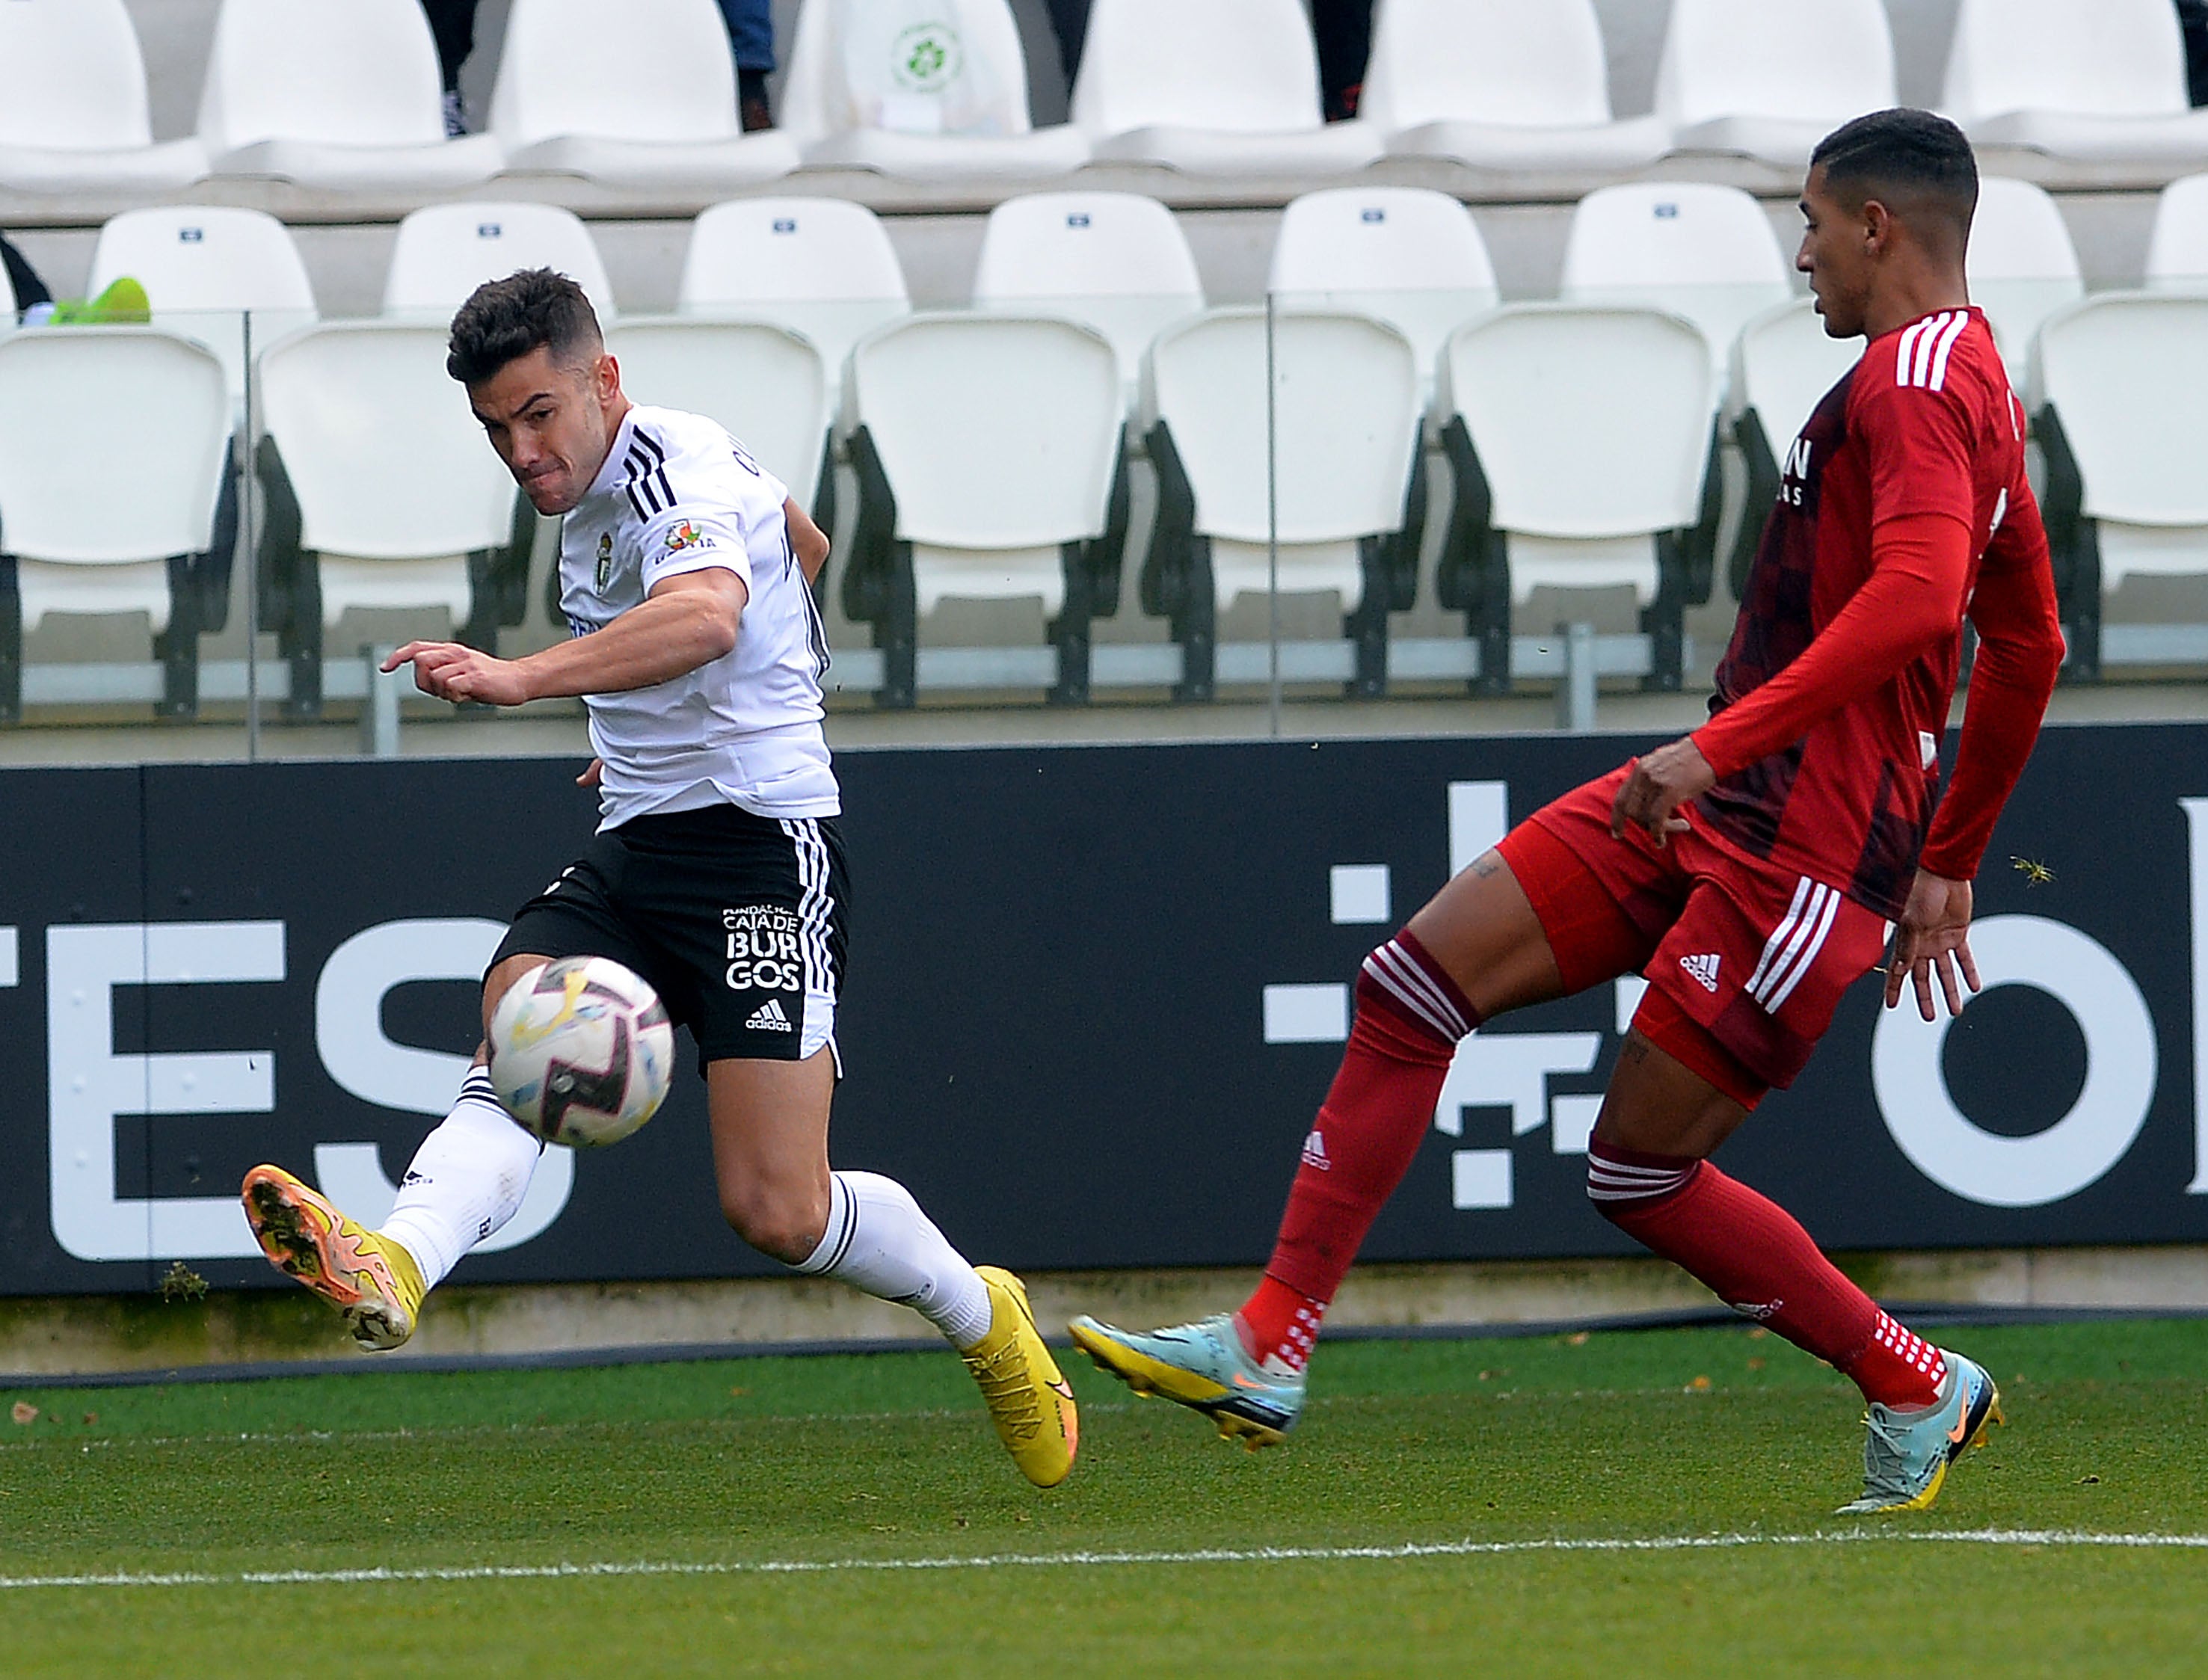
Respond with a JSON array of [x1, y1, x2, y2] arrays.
[[1359, 0, 1670, 173], [1652, 0, 1895, 170], [2032, 292, 2208, 680], [196, 0, 502, 189], [779, 0, 1089, 179], [603, 319, 831, 514], [0, 0, 207, 194], [1943, 0, 2208, 164], [86, 207, 318, 410], [842, 314, 1128, 707], [0, 329, 231, 720], [1268, 187, 1498, 415], [1725, 298, 1862, 596], [1560, 182, 1792, 397], [2143, 172, 2208, 286], [971, 192, 1204, 411], [677, 199, 909, 404], [1070, 0, 1383, 176], [382, 203, 617, 320], [1143, 309, 1422, 700], [1966, 177, 2083, 387], [488, 0, 799, 188], [1436, 305, 1719, 695], [253, 323, 529, 717]]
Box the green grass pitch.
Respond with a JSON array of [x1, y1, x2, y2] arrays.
[[4, 1317, 2206, 1676]]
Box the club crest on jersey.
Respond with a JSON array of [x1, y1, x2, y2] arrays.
[[594, 532, 614, 592], [663, 520, 704, 554]]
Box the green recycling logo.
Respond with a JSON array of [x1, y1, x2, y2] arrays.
[[891, 21, 963, 93]]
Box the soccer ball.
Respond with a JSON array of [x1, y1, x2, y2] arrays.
[[488, 956, 674, 1148]]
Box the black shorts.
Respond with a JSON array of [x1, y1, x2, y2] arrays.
[[492, 804, 850, 1071]]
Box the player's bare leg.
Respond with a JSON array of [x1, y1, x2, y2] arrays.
[[242, 953, 554, 1350], [710, 1052, 1077, 1487], [1589, 1033, 2001, 1513], [1071, 850, 1579, 1444]]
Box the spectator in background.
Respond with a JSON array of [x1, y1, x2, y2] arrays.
[[2181, 1, 2208, 106], [2, 233, 52, 320], [720, 0, 779, 131], [420, 1, 778, 134], [420, 0, 479, 137], [1311, 0, 1373, 122], [1043, 0, 1372, 120]]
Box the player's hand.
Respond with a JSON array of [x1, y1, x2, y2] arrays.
[[1885, 868, 1980, 1021], [384, 641, 535, 707], [1610, 738, 1716, 849], [576, 757, 603, 788]]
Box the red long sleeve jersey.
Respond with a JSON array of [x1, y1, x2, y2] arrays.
[[1693, 307, 2064, 920]]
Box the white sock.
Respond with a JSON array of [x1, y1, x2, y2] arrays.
[[377, 1065, 544, 1290], [793, 1171, 994, 1349]]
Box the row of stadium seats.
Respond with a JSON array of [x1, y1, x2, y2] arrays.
[[4, 179, 2208, 719], [9, 0, 2208, 200]]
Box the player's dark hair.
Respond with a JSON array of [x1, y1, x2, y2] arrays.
[[1809, 108, 1978, 235], [446, 268, 603, 386]]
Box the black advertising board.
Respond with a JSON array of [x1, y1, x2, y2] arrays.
[[0, 721, 2200, 1298]]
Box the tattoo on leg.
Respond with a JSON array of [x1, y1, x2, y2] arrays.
[[1471, 852, 1501, 879], [1617, 1033, 1652, 1066]]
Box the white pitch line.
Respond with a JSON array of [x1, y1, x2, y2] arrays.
[[5, 1530, 2208, 1592]]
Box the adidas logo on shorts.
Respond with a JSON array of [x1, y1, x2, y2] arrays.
[[1679, 952, 1721, 993], [745, 999, 794, 1032]]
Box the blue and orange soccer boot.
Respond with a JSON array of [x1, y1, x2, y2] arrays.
[[962, 1267, 1079, 1487], [240, 1164, 426, 1352], [1837, 1350, 2004, 1513], [1068, 1311, 1305, 1449]]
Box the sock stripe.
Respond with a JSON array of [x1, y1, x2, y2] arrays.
[[1586, 1141, 1698, 1204], [1362, 940, 1469, 1042]]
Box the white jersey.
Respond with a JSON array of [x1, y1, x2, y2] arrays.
[[559, 404, 838, 829]]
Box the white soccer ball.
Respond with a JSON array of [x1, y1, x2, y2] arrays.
[[488, 956, 674, 1148]]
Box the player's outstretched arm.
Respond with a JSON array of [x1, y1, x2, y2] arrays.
[[1885, 867, 1979, 1020], [385, 569, 748, 705]]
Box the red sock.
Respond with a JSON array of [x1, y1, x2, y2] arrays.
[[1244, 931, 1475, 1368], [1588, 1140, 1944, 1409], [1237, 1275, 1326, 1373]]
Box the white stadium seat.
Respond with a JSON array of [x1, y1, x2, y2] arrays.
[[1943, 0, 2208, 164], [1653, 0, 1895, 170], [843, 314, 1126, 705], [488, 0, 799, 188], [1268, 187, 1498, 417], [196, 0, 502, 189], [1143, 308, 1423, 698], [2143, 172, 2208, 286], [0, 329, 231, 719], [1359, 0, 1670, 173], [0, 0, 207, 194], [1966, 177, 2083, 387], [971, 193, 1204, 410], [677, 197, 911, 452], [779, 0, 1089, 179], [604, 319, 832, 512], [1437, 305, 1718, 693], [2032, 292, 2208, 677], [87, 207, 318, 411], [1726, 298, 1863, 594], [1560, 182, 1792, 395], [253, 323, 529, 715], [382, 203, 616, 320], [1070, 0, 1383, 176]]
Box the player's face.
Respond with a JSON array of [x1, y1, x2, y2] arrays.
[[1797, 169, 1874, 339], [467, 345, 624, 515]]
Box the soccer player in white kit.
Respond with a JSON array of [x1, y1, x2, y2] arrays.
[[239, 268, 1077, 1489]]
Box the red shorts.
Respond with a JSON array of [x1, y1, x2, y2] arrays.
[[1495, 766, 1889, 1106]]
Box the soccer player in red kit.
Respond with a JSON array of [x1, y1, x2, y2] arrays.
[[1071, 108, 2066, 1514]]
